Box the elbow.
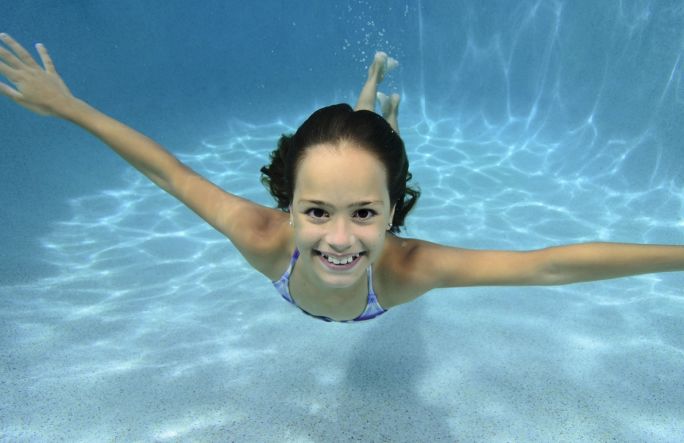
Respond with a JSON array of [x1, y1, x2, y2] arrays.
[[531, 250, 576, 285], [161, 161, 193, 195], [538, 263, 571, 285]]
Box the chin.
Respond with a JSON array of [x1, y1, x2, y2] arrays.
[[315, 265, 364, 285], [310, 255, 367, 288], [321, 275, 362, 289]]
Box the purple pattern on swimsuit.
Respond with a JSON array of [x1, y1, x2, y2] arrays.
[[272, 248, 387, 322]]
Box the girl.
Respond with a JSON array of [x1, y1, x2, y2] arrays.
[[1, 33, 682, 322]]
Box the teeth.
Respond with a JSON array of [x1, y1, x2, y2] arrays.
[[322, 253, 360, 265]]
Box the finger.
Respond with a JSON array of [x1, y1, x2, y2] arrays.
[[36, 43, 58, 74], [0, 44, 22, 70], [0, 57, 18, 82], [0, 33, 40, 68], [0, 81, 21, 100]]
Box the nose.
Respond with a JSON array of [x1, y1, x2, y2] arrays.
[[325, 217, 356, 252]]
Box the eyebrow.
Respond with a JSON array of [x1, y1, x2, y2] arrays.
[[299, 199, 384, 208]]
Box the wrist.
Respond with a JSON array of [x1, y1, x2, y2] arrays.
[[56, 97, 92, 122]]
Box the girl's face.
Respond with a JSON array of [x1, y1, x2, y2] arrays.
[[291, 141, 395, 290]]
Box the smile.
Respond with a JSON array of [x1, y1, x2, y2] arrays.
[[314, 250, 366, 270], [322, 252, 361, 264]]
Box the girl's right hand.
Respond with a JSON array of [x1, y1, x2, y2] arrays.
[[0, 33, 75, 116]]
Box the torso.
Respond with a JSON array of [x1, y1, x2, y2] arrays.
[[256, 213, 426, 321]]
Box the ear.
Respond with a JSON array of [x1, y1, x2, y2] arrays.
[[389, 204, 396, 223]]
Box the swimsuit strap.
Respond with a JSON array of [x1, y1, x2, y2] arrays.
[[351, 264, 387, 321], [272, 248, 300, 303]]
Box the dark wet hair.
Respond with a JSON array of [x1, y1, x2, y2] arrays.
[[260, 103, 420, 234]]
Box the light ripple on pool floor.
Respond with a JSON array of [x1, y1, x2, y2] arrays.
[[0, 110, 682, 441]]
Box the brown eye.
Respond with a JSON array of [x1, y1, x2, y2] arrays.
[[305, 208, 328, 219], [354, 209, 377, 220]]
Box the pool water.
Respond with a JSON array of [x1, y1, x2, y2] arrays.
[[1, 1, 683, 441]]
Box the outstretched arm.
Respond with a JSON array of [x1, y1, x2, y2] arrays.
[[0, 33, 185, 193], [0, 34, 287, 267], [406, 240, 684, 290]]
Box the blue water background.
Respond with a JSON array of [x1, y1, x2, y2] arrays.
[[1, 1, 683, 441]]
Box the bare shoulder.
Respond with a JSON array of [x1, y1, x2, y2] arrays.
[[227, 206, 295, 281], [374, 235, 446, 308], [170, 168, 295, 279]]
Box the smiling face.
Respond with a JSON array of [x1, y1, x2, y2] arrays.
[[291, 141, 395, 290]]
